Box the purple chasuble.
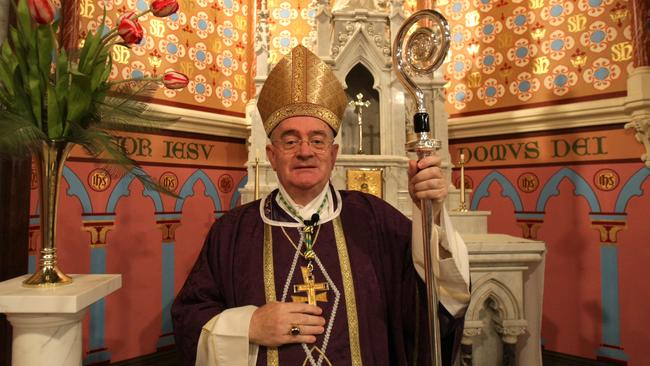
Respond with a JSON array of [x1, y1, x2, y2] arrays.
[[172, 188, 464, 365]]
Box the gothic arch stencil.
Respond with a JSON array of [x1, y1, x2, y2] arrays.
[[615, 167, 650, 213], [536, 168, 601, 213], [470, 171, 523, 211], [229, 175, 248, 209], [63, 166, 93, 213], [175, 169, 221, 213], [106, 171, 164, 213]]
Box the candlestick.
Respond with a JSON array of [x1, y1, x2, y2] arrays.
[[458, 153, 468, 212]]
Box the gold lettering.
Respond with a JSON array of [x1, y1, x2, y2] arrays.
[[182, 0, 195, 11], [79, 0, 95, 19], [568, 14, 587, 32], [235, 16, 247, 30], [533, 56, 550, 74], [112, 45, 131, 64], [211, 39, 222, 54], [611, 41, 633, 62], [149, 19, 166, 38], [467, 72, 482, 88], [234, 74, 245, 89]]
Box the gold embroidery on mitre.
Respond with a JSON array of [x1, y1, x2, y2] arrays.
[[257, 45, 347, 136]]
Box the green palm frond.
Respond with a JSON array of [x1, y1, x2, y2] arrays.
[[0, 109, 46, 156], [0, 0, 187, 197]]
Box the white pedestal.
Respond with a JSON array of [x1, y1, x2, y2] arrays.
[[0, 274, 122, 366]]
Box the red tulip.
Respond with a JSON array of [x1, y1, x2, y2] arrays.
[[162, 71, 189, 89], [28, 0, 56, 25], [118, 16, 144, 45], [151, 0, 179, 17]]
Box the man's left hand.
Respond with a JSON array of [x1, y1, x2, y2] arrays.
[[407, 154, 448, 216]]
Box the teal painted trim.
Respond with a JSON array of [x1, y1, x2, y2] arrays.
[[63, 166, 93, 213], [155, 213, 182, 221], [160, 242, 175, 335], [615, 167, 650, 213], [142, 185, 164, 212], [536, 168, 601, 213], [589, 214, 626, 222], [106, 170, 164, 213], [599, 245, 628, 360], [514, 212, 545, 220], [596, 345, 628, 362], [106, 174, 135, 213], [470, 171, 523, 211], [28, 255, 36, 273], [82, 214, 117, 222], [230, 175, 248, 209], [29, 217, 39, 226], [89, 247, 107, 351], [83, 350, 112, 365], [175, 170, 222, 212]]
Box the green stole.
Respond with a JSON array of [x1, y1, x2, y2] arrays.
[[263, 216, 363, 366]]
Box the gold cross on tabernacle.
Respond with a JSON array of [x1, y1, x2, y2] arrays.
[[292, 266, 329, 305]]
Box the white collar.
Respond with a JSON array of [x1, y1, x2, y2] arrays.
[[260, 183, 342, 227]]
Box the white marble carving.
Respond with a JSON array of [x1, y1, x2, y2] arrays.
[[624, 67, 650, 168], [0, 274, 121, 366]]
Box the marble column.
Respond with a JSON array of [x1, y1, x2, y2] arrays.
[[591, 216, 629, 363], [0, 274, 121, 366], [624, 0, 650, 167]]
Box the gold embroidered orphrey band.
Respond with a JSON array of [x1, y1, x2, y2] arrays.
[[263, 217, 363, 366]]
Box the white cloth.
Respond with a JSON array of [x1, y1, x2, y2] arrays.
[[194, 187, 471, 365]]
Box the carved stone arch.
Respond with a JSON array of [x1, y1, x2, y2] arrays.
[[466, 277, 521, 323], [331, 24, 400, 155]]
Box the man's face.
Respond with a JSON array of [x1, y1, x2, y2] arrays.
[[266, 116, 339, 200]]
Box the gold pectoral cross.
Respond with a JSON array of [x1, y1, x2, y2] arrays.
[[292, 266, 329, 305]]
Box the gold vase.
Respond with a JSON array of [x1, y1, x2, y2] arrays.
[[23, 140, 74, 287]]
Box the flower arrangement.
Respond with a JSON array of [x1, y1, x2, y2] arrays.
[[0, 0, 188, 176], [0, 0, 189, 286]]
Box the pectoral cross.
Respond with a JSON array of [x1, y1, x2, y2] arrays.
[[292, 266, 329, 305], [348, 93, 371, 154]]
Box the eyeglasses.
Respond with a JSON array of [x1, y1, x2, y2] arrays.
[[272, 137, 333, 153]]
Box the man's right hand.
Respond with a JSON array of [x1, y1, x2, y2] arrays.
[[249, 302, 326, 347]]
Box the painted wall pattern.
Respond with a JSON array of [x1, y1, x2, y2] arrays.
[[75, 0, 255, 115], [28, 131, 247, 364], [435, 0, 634, 115], [451, 125, 649, 364], [265, 0, 420, 63]]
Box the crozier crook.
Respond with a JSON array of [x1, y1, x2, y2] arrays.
[[392, 9, 451, 366]]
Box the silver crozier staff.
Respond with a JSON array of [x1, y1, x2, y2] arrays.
[[392, 9, 451, 366]]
